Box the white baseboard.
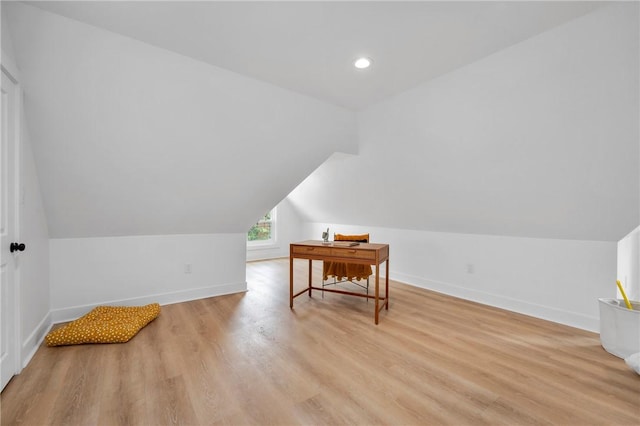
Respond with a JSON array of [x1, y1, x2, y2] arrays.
[[50, 281, 247, 324], [389, 271, 599, 332], [21, 312, 53, 370], [247, 255, 288, 262]]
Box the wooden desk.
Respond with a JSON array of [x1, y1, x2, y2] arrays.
[[289, 240, 390, 324]]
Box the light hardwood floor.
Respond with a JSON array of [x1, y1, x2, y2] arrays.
[[2, 258, 639, 425]]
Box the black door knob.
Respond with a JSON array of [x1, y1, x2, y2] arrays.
[[10, 242, 25, 253]]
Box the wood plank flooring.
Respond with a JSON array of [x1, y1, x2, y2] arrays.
[[2, 258, 639, 425]]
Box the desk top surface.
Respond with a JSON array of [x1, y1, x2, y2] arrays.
[[291, 240, 389, 250]]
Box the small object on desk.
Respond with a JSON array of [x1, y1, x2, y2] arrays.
[[322, 227, 330, 243]]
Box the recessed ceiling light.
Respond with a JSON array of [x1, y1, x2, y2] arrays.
[[354, 57, 372, 69]]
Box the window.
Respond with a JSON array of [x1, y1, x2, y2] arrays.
[[247, 208, 276, 247]]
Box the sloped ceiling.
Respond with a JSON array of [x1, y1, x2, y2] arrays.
[[5, 1, 637, 242], [26, 1, 603, 110], [6, 2, 357, 238], [289, 3, 639, 242]]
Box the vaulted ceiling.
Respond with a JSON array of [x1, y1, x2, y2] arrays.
[[27, 1, 603, 110], [5, 1, 638, 241]]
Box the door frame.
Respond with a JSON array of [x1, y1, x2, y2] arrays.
[[2, 50, 23, 380]]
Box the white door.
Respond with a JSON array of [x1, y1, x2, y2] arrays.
[[1, 67, 20, 391]]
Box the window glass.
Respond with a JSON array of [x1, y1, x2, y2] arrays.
[[247, 208, 276, 245]]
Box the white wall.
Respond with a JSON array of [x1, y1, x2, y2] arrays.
[[246, 197, 304, 262], [1, 4, 16, 60], [3, 8, 51, 368], [303, 222, 615, 331], [618, 226, 640, 301], [49, 233, 246, 322], [289, 3, 639, 242]]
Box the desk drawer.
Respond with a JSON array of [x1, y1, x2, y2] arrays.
[[331, 248, 376, 260], [292, 245, 332, 256]]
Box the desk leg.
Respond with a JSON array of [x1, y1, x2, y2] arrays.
[[375, 262, 380, 324], [289, 255, 294, 308], [385, 258, 389, 310], [308, 259, 313, 297]]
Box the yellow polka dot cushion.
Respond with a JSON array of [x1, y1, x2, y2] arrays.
[[45, 303, 160, 346]]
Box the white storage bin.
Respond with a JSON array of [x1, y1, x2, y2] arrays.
[[598, 298, 640, 358]]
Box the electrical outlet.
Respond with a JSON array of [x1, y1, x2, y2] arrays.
[[184, 263, 192, 274]]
